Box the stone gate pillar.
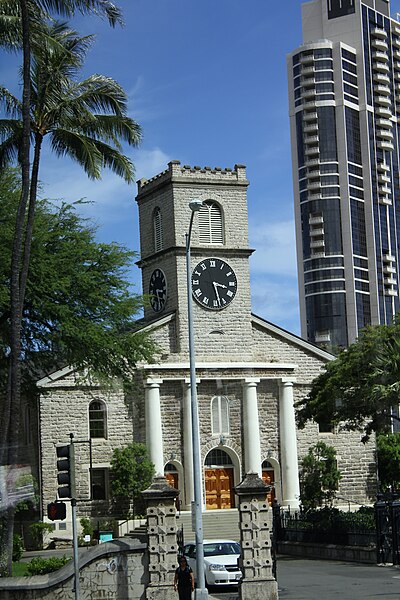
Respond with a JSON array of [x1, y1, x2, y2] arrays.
[[235, 472, 278, 600], [142, 475, 179, 600]]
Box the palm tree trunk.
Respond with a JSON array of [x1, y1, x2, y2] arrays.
[[0, 0, 32, 577]]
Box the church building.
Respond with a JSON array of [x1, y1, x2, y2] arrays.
[[38, 162, 376, 533]]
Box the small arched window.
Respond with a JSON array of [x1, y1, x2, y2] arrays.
[[89, 400, 107, 439], [153, 207, 163, 252], [198, 201, 224, 245], [211, 395, 230, 435]]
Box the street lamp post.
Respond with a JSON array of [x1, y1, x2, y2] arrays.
[[186, 199, 208, 600]]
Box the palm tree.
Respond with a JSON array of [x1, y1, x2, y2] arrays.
[[0, 3, 136, 573]]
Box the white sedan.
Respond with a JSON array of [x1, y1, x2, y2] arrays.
[[183, 539, 242, 587]]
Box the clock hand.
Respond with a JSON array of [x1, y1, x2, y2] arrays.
[[213, 282, 227, 289], [212, 282, 222, 305]]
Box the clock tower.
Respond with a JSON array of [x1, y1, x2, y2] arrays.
[[136, 160, 254, 361]]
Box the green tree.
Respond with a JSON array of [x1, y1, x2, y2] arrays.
[[0, 169, 154, 389], [377, 433, 400, 492], [297, 321, 400, 441], [300, 441, 342, 512], [110, 443, 155, 518]]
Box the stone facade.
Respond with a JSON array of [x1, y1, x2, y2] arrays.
[[37, 162, 377, 541]]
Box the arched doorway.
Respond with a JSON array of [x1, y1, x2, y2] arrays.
[[204, 449, 235, 510], [262, 460, 275, 505], [164, 462, 178, 489]]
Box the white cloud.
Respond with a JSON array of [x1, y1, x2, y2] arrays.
[[251, 276, 300, 335], [249, 219, 297, 277]]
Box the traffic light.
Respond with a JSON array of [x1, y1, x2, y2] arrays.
[[56, 444, 74, 498], [47, 501, 66, 521]]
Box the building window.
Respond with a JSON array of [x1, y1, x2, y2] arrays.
[[211, 395, 230, 435], [153, 207, 163, 252], [91, 468, 107, 500], [89, 400, 107, 439], [198, 201, 224, 245]]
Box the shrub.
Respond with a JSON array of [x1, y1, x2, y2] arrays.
[[12, 534, 24, 562], [26, 556, 71, 575], [29, 522, 54, 550]]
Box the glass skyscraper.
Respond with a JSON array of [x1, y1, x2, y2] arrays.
[[288, 0, 400, 349]]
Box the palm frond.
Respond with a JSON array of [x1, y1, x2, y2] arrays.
[[79, 115, 142, 147], [35, 0, 123, 26], [0, 87, 22, 118], [49, 128, 103, 179], [50, 129, 134, 182], [0, 123, 23, 168], [66, 75, 127, 115]]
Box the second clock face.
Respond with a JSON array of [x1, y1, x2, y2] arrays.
[[192, 258, 237, 310], [149, 268, 167, 312]]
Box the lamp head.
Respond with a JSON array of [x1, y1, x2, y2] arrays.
[[189, 199, 203, 212]]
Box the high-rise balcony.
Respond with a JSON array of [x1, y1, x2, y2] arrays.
[[372, 49, 389, 60], [383, 253, 396, 262], [309, 215, 324, 225], [300, 53, 314, 65], [305, 134, 319, 143], [377, 129, 394, 140], [303, 88, 316, 99], [392, 24, 400, 37], [303, 111, 318, 122], [378, 172, 391, 184], [301, 76, 315, 87], [374, 95, 391, 107], [307, 181, 321, 190], [374, 84, 391, 96], [373, 72, 390, 84], [384, 288, 398, 296], [374, 61, 390, 73], [379, 195, 392, 205], [383, 264, 397, 274], [303, 122, 318, 133], [392, 36, 400, 48], [384, 276, 397, 285], [394, 69, 400, 80], [372, 38, 389, 51], [372, 27, 388, 39], [301, 66, 315, 76], [305, 157, 320, 167], [305, 145, 320, 157], [309, 192, 323, 200], [309, 227, 324, 236], [375, 118, 392, 129], [375, 106, 392, 117], [310, 239, 325, 249], [393, 49, 400, 60], [377, 139, 394, 151], [377, 162, 390, 172], [303, 100, 318, 109], [379, 184, 392, 194]]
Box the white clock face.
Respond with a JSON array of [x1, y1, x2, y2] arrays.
[[149, 269, 167, 312], [192, 258, 237, 310]]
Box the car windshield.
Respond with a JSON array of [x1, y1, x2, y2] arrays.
[[203, 542, 240, 556]]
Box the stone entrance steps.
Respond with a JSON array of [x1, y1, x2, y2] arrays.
[[126, 509, 240, 543]]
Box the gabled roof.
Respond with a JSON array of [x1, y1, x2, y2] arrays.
[[251, 313, 334, 362]]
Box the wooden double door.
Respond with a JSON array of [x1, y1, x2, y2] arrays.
[[205, 467, 234, 510]]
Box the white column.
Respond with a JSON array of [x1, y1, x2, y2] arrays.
[[242, 378, 262, 476], [182, 380, 194, 508], [279, 378, 300, 509], [145, 379, 164, 476]]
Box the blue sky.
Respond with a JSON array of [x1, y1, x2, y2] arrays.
[[7, 0, 400, 335]]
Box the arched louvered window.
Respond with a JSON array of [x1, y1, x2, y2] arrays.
[[89, 400, 107, 439], [153, 207, 163, 252], [211, 395, 230, 435], [198, 201, 223, 245]]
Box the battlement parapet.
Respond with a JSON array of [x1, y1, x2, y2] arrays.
[[137, 160, 247, 197]]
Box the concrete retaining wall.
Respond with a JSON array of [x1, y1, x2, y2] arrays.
[[0, 539, 149, 600]]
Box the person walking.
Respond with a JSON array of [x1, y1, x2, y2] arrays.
[[174, 556, 195, 600]]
